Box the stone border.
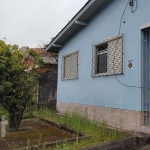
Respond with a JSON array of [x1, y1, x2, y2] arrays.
[[81, 135, 150, 150], [21, 116, 150, 150], [81, 137, 137, 150], [21, 116, 90, 149], [37, 116, 86, 137]]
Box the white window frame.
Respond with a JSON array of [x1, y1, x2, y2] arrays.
[[92, 34, 124, 77]]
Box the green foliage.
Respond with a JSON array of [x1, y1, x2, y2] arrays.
[[27, 48, 44, 67], [0, 40, 43, 129], [0, 106, 8, 119], [30, 108, 128, 150]]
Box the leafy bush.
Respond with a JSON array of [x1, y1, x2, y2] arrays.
[[0, 40, 43, 129]]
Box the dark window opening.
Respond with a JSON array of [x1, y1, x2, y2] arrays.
[[97, 43, 107, 52], [97, 53, 107, 73], [96, 43, 107, 74]]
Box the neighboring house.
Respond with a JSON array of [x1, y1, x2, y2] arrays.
[[34, 48, 58, 108], [21, 47, 58, 108], [46, 0, 150, 132]]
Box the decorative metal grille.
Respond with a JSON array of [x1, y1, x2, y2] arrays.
[[92, 35, 124, 77], [62, 51, 78, 80]]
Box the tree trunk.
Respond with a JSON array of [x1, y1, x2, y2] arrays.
[[9, 109, 23, 130]]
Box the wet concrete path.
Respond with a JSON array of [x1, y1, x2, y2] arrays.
[[0, 118, 73, 150]]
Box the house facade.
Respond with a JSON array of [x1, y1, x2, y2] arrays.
[[46, 0, 150, 132]]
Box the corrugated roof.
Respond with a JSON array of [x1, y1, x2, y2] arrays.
[[46, 0, 110, 52]]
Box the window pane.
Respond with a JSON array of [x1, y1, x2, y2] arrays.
[[97, 43, 107, 52], [97, 53, 107, 73]]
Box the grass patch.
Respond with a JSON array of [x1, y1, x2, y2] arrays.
[[0, 106, 8, 120], [26, 107, 128, 150]]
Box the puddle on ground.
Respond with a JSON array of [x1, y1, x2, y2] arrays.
[[0, 118, 73, 150]]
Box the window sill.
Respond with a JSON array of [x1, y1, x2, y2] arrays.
[[92, 72, 124, 77], [61, 77, 78, 81]]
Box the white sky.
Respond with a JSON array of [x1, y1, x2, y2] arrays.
[[0, 0, 88, 48]]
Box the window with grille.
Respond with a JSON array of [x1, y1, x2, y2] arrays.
[[62, 51, 78, 80], [92, 35, 124, 77]]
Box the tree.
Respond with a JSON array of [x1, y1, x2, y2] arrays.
[[38, 40, 58, 63], [0, 40, 43, 130]]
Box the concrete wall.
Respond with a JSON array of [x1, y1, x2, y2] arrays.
[[57, 0, 150, 112], [57, 101, 142, 132]]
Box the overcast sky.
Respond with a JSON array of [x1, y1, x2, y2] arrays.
[[0, 0, 88, 48]]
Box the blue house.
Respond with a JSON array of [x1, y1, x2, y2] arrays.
[[46, 0, 150, 132]]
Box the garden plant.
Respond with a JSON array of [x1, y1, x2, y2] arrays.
[[0, 40, 43, 130]]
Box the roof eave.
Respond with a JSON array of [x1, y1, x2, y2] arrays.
[[46, 0, 111, 52]]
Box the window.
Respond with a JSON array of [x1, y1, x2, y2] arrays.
[[92, 35, 124, 76], [62, 51, 78, 80], [97, 43, 108, 73]]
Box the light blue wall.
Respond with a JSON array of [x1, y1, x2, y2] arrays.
[[57, 0, 150, 111]]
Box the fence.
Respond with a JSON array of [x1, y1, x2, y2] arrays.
[[38, 65, 57, 110]]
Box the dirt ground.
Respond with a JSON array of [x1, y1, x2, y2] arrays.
[[136, 145, 150, 150], [0, 118, 73, 150]]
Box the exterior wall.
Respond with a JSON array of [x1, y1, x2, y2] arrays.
[[57, 102, 142, 132], [57, 0, 150, 122]]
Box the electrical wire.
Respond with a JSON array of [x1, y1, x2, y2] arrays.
[[131, 0, 138, 13], [113, 0, 150, 90]]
